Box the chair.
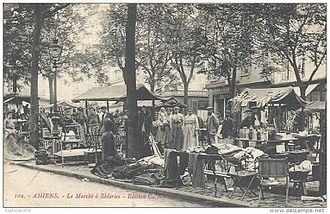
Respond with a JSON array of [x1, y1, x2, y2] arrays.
[[258, 158, 289, 207]]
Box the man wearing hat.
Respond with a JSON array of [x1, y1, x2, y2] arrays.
[[98, 106, 108, 125], [221, 110, 235, 138], [240, 108, 257, 128], [206, 107, 219, 144]]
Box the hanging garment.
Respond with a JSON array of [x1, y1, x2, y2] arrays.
[[188, 153, 205, 188], [164, 149, 179, 180]]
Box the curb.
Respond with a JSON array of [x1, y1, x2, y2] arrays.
[[10, 161, 251, 207]]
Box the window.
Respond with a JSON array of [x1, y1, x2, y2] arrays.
[[192, 100, 198, 113]]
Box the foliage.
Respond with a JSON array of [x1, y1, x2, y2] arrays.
[[99, 4, 181, 93], [3, 3, 86, 91], [197, 4, 261, 97], [257, 3, 327, 98]]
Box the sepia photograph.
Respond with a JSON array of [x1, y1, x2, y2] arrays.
[[2, 1, 327, 210]]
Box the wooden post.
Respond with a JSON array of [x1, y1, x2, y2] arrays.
[[319, 109, 326, 196], [107, 101, 110, 112], [85, 100, 88, 117]]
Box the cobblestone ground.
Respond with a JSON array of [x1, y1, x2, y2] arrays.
[[9, 161, 326, 208]]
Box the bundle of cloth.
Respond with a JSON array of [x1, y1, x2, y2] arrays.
[[211, 143, 268, 171], [91, 134, 166, 185], [289, 160, 312, 173], [4, 131, 36, 161], [91, 155, 164, 181]]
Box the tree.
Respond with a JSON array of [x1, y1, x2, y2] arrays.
[[99, 4, 180, 93], [164, 4, 205, 105], [29, 3, 43, 149], [4, 3, 71, 148], [197, 4, 261, 98], [124, 3, 142, 158], [258, 3, 326, 99], [4, 3, 88, 105], [135, 5, 174, 93]]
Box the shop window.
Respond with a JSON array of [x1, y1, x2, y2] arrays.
[[192, 100, 198, 113], [198, 100, 208, 110]]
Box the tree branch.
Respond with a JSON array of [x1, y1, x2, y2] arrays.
[[308, 49, 327, 82]]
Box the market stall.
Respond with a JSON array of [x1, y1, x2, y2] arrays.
[[36, 84, 166, 165], [222, 87, 323, 198]]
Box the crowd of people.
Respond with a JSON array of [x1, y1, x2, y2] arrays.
[[154, 106, 238, 153], [4, 103, 251, 159]]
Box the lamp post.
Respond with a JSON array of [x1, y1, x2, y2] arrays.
[[49, 38, 62, 112]]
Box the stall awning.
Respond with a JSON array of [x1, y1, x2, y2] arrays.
[[234, 86, 307, 110], [4, 94, 32, 104], [71, 84, 164, 103], [305, 101, 326, 112]]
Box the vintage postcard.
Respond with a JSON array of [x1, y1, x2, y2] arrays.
[[2, 1, 327, 211]]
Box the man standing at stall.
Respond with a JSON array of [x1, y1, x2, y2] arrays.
[[98, 106, 107, 126], [206, 107, 219, 145], [240, 109, 260, 128], [221, 110, 235, 138]]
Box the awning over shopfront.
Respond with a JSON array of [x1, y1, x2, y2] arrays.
[[232, 86, 307, 110], [71, 84, 164, 103], [305, 101, 326, 112]]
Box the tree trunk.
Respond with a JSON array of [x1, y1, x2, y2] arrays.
[[299, 84, 307, 100], [150, 81, 155, 118], [183, 82, 189, 106], [125, 4, 142, 158], [229, 66, 237, 98], [29, 4, 43, 149]]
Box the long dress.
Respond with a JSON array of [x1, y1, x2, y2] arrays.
[[156, 112, 167, 144], [169, 113, 184, 150], [183, 114, 199, 151]]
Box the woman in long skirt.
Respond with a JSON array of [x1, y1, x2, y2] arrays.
[[169, 106, 184, 150], [183, 107, 199, 151]]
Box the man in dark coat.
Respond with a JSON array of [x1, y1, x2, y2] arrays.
[[240, 109, 256, 128], [221, 110, 235, 138]]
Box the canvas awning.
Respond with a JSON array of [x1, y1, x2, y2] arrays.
[[71, 84, 164, 103], [233, 86, 307, 110], [305, 101, 326, 112], [44, 101, 78, 109], [160, 97, 187, 108], [4, 94, 31, 104]]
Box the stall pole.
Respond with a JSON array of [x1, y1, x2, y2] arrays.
[[319, 109, 326, 196], [278, 104, 282, 131], [107, 101, 110, 112], [85, 100, 88, 117]]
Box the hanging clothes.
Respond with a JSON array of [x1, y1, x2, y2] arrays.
[[188, 153, 205, 188]]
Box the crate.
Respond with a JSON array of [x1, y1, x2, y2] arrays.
[[289, 171, 310, 180]]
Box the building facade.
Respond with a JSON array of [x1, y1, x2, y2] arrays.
[[206, 59, 326, 118]]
